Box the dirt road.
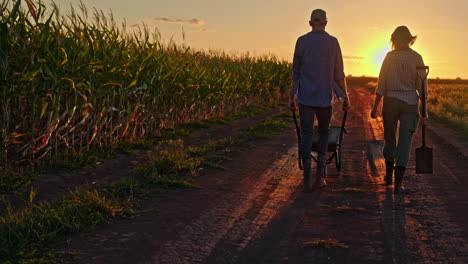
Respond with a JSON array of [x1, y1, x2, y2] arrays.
[[64, 87, 468, 264]]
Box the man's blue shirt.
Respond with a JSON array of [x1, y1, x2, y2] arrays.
[[292, 30, 346, 107]]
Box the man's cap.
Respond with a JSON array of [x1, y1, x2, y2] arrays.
[[311, 9, 327, 23]]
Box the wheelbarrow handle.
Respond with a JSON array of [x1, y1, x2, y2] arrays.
[[292, 111, 300, 140], [292, 111, 303, 170], [339, 110, 348, 143]]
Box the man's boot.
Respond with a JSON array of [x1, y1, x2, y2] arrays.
[[394, 166, 406, 194], [385, 160, 394, 185], [315, 154, 327, 189], [303, 159, 314, 192]]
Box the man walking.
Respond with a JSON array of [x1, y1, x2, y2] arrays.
[[288, 9, 350, 192]]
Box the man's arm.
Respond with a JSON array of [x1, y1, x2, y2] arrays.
[[289, 38, 302, 111], [334, 39, 350, 110], [288, 81, 298, 111], [289, 81, 297, 98], [336, 78, 348, 99]]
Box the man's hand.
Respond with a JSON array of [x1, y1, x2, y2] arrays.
[[342, 99, 351, 111], [420, 116, 428, 126], [288, 95, 297, 112]]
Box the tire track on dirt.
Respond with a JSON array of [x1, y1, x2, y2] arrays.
[[61, 120, 299, 263], [153, 147, 303, 264], [233, 94, 387, 264]]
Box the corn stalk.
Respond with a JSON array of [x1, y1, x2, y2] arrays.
[[0, 0, 292, 171]]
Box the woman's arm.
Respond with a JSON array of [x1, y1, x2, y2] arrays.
[[371, 94, 382, 119], [372, 53, 389, 118]]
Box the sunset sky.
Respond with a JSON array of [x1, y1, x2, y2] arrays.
[[47, 0, 468, 79]]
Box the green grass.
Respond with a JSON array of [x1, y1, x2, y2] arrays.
[[426, 84, 468, 137], [0, 162, 196, 262], [0, 111, 292, 263], [41, 143, 138, 174], [0, 189, 135, 263], [239, 112, 291, 140], [187, 137, 238, 156], [0, 170, 36, 195], [362, 79, 467, 138], [303, 239, 350, 249]]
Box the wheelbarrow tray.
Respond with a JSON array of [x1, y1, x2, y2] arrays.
[[311, 126, 342, 152]]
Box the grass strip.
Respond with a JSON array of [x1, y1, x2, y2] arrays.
[[332, 187, 366, 194], [44, 104, 274, 173], [1, 104, 276, 195], [303, 239, 350, 249], [0, 189, 135, 263], [333, 205, 366, 214], [364, 81, 467, 138], [0, 110, 292, 263], [425, 84, 468, 138]]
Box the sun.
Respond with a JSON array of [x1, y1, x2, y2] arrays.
[[360, 38, 391, 76], [372, 45, 391, 74], [349, 33, 392, 77]]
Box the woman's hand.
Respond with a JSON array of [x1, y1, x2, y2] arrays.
[[371, 94, 382, 119], [370, 105, 378, 119]]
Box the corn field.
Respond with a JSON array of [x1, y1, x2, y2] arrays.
[[0, 0, 292, 171]]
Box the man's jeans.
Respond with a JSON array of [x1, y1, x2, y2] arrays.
[[382, 97, 419, 167], [299, 103, 332, 161]]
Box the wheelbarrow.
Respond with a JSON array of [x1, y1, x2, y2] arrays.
[[292, 110, 348, 174]]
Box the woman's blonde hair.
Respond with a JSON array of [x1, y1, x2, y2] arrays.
[[391, 26, 417, 50]]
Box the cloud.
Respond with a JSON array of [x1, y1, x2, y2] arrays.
[[129, 16, 205, 29], [189, 27, 218, 33], [129, 22, 159, 29], [344, 56, 365, 60], [190, 27, 207, 32], [343, 56, 365, 61], [153, 17, 205, 26]]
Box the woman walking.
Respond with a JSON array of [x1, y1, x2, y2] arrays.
[[371, 25, 428, 194]]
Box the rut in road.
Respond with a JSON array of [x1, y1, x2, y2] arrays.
[[63, 127, 303, 263], [154, 147, 302, 264]]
